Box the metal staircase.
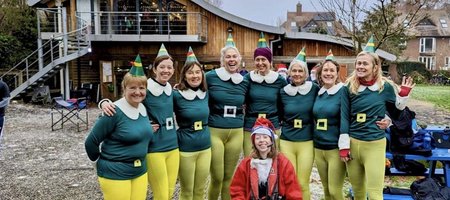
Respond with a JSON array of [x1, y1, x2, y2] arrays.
[[0, 8, 91, 99]]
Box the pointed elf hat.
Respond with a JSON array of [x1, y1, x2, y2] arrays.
[[225, 33, 236, 47], [364, 35, 376, 53], [293, 47, 307, 62], [129, 54, 145, 77], [257, 32, 269, 48], [156, 43, 170, 58], [185, 46, 199, 64], [325, 49, 335, 61]]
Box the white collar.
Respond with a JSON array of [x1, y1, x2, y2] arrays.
[[178, 89, 206, 100], [216, 67, 243, 84], [283, 81, 313, 96], [114, 98, 147, 120], [357, 80, 383, 92], [147, 78, 172, 96], [318, 82, 344, 96], [249, 70, 278, 84]]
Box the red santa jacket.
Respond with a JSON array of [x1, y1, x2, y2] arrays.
[[230, 153, 302, 200]]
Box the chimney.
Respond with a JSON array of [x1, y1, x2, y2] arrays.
[[297, 2, 302, 16]]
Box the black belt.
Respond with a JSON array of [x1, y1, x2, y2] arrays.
[[248, 112, 278, 119], [210, 107, 244, 115], [178, 123, 208, 130], [283, 119, 309, 126]]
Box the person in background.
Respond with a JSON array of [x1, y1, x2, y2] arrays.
[[276, 64, 288, 80], [173, 47, 211, 200], [345, 35, 414, 200], [279, 47, 319, 200], [312, 50, 350, 200], [0, 79, 10, 144], [85, 57, 152, 200], [309, 64, 319, 84], [206, 33, 249, 200], [243, 32, 287, 156], [99, 44, 179, 200], [230, 117, 303, 200]]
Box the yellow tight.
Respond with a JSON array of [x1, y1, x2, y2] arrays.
[[179, 148, 211, 200], [208, 127, 243, 200], [314, 148, 346, 200], [280, 139, 314, 200], [243, 129, 281, 157], [146, 148, 180, 200], [346, 138, 386, 200], [98, 173, 147, 200]]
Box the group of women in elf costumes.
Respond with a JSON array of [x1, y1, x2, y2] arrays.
[[85, 32, 415, 200]]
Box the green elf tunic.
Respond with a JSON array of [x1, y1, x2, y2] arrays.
[[85, 98, 152, 180], [244, 70, 287, 130], [312, 83, 350, 150], [143, 78, 178, 152], [348, 81, 408, 141], [280, 81, 320, 141], [205, 67, 249, 128], [173, 89, 211, 152]]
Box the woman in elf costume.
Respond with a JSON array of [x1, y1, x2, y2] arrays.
[[205, 34, 249, 200], [99, 44, 179, 200], [312, 50, 350, 200], [243, 32, 287, 157], [279, 47, 319, 200], [173, 47, 211, 200], [344, 35, 414, 200], [85, 57, 152, 200]]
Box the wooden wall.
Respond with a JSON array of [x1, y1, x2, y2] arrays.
[[282, 39, 354, 57]]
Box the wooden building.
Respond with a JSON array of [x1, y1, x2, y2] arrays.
[[19, 0, 395, 101]]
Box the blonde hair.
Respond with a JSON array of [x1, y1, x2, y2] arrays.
[[346, 51, 396, 94], [121, 73, 148, 96]]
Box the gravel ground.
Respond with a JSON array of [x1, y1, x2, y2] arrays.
[[0, 99, 449, 200]]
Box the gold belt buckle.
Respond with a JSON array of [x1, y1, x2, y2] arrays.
[[258, 114, 266, 119], [194, 121, 203, 131], [356, 113, 366, 123], [317, 119, 328, 131], [294, 119, 302, 128], [134, 159, 141, 167]]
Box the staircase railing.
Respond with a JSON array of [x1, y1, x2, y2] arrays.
[[0, 8, 90, 99]]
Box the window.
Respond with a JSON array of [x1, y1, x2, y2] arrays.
[[326, 21, 332, 27], [419, 38, 435, 53], [440, 19, 448, 28], [418, 56, 435, 70], [445, 57, 450, 70], [291, 21, 296, 27], [403, 20, 410, 28]]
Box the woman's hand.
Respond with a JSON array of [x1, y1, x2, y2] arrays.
[[399, 76, 415, 97], [151, 123, 160, 132], [101, 102, 116, 116], [376, 118, 391, 130]]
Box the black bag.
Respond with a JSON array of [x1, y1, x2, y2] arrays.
[[389, 106, 416, 151], [392, 155, 427, 175], [410, 177, 450, 200]]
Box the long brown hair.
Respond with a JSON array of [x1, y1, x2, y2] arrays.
[[176, 61, 208, 92], [316, 60, 341, 87], [150, 55, 174, 78]]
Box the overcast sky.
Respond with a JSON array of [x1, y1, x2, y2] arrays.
[[220, 0, 324, 26]]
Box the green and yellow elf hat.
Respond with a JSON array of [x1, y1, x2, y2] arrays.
[[364, 35, 376, 53], [156, 43, 170, 58], [293, 47, 306, 62], [257, 32, 269, 48], [185, 46, 199, 64], [325, 49, 335, 61], [225, 33, 236, 47], [129, 54, 145, 76]]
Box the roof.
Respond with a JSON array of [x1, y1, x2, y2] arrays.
[[285, 32, 397, 61], [191, 0, 284, 34], [399, 5, 450, 37]]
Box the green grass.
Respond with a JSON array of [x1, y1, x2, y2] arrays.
[[410, 85, 450, 111]]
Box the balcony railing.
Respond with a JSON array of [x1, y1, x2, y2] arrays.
[[74, 11, 207, 41]]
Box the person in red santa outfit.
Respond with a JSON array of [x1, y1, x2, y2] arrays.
[[230, 117, 302, 200]]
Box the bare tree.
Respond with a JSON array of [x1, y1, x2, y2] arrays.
[[203, 0, 223, 8], [313, 0, 437, 56]]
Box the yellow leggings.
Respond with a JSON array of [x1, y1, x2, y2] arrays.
[[208, 127, 243, 200], [346, 138, 386, 200], [98, 173, 147, 200], [243, 129, 281, 157], [280, 139, 314, 200], [179, 148, 211, 200], [146, 148, 180, 200], [314, 148, 346, 200]]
